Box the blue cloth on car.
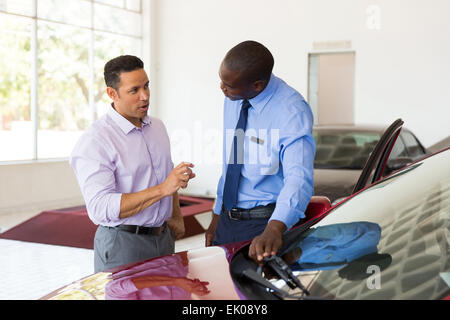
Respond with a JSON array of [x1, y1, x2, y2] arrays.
[[292, 221, 381, 271]]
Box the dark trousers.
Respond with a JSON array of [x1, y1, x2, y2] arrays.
[[212, 211, 269, 245]]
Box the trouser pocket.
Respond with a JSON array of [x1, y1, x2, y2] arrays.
[[94, 226, 119, 272]]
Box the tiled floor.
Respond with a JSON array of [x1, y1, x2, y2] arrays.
[[0, 211, 210, 300]]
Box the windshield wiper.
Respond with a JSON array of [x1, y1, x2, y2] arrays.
[[233, 215, 328, 300], [241, 269, 291, 299], [241, 268, 324, 300], [262, 255, 310, 295]]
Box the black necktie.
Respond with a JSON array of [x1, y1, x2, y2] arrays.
[[222, 99, 251, 211]]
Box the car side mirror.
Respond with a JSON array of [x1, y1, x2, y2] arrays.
[[291, 196, 331, 229], [303, 196, 332, 221], [283, 196, 332, 254]]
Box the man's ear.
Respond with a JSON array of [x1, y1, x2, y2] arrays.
[[106, 86, 118, 101], [252, 80, 266, 94]]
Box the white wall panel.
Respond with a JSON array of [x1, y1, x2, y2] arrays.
[[152, 0, 450, 196]]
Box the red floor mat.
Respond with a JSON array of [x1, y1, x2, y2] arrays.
[[0, 208, 97, 249], [0, 196, 214, 249]]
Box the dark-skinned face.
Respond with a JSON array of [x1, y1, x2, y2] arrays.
[[219, 62, 264, 101]]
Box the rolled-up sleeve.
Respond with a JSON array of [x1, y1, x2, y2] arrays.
[[70, 136, 122, 225], [269, 106, 316, 229]]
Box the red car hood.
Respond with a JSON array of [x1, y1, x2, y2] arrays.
[[41, 196, 333, 300]]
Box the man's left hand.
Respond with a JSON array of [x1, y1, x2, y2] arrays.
[[248, 220, 287, 264]]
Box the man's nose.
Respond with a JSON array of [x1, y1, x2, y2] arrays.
[[220, 82, 226, 93], [140, 89, 150, 100]]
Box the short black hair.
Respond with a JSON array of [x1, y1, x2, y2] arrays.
[[223, 40, 274, 83], [104, 55, 144, 90]]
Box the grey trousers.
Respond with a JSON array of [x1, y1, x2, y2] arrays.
[[94, 223, 175, 273]]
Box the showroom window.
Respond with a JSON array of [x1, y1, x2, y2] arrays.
[[0, 0, 143, 161]]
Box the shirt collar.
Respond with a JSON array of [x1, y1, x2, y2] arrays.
[[247, 73, 279, 114], [107, 103, 151, 135]]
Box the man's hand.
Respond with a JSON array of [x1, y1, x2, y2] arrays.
[[119, 163, 195, 220], [248, 220, 287, 263], [205, 213, 219, 247], [161, 162, 195, 196], [174, 278, 210, 296]]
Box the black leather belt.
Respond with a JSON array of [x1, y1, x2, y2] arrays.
[[113, 222, 167, 235], [222, 203, 275, 221]]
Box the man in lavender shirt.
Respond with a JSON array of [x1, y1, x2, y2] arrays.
[[70, 55, 195, 272]]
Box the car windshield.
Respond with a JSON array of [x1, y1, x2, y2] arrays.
[[313, 130, 381, 169], [271, 149, 450, 300]]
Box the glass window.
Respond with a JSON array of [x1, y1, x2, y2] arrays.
[[94, 0, 126, 9], [0, 13, 33, 161], [94, 0, 142, 12], [401, 131, 425, 158], [0, 0, 144, 162], [94, 2, 142, 36], [37, 21, 91, 159], [37, 0, 92, 28], [389, 135, 407, 159], [313, 130, 380, 169], [0, 0, 34, 17]]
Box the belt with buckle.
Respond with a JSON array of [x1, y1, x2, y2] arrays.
[[223, 203, 275, 221], [113, 222, 166, 235]]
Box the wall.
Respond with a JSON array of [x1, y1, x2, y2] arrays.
[[152, 0, 450, 196], [0, 160, 83, 217], [317, 52, 355, 124]]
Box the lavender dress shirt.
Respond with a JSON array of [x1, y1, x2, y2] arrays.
[[70, 105, 174, 227]]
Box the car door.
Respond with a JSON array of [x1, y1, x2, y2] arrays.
[[352, 118, 404, 194]]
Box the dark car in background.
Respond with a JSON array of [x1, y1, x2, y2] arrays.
[[41, 119, 449, 301], [313, 124, 427, 203]]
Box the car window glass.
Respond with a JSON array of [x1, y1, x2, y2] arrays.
[[273, 150, 450, 300], [389, 136, 408, 159], [313, 130, 380, 169], [401, 131, 424, 158]]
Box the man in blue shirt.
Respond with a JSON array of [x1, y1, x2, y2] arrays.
[[205, 41, 316, 262]]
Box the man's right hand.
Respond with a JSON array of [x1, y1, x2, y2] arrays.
[[119, 162, 195, 219], [161, 162, 195, 196]]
